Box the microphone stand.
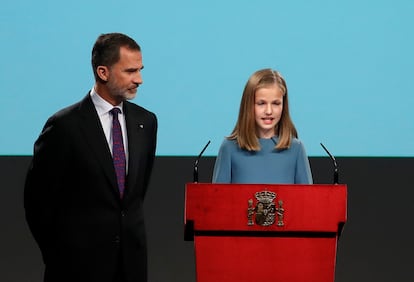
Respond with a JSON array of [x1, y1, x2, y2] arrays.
[[193, 140, 211, 183], [320, 143, 339, 184]]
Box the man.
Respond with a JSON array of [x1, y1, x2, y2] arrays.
[[24, 33, 157, 282]]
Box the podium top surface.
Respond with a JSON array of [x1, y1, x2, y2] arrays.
[[185, 183, 347, 233]]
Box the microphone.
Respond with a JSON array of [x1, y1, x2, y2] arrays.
[[320, 143, 339, 184], [193, 140, 211, 183]]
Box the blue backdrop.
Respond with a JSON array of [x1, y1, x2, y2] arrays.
[[1, 0, 413, 156]]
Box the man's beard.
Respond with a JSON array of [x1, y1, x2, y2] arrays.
[[107, 81, 137, 101]]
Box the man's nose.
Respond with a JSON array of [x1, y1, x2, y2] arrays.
[[133, 72, 143, 84]]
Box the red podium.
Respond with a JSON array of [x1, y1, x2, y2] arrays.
[[184, 183, 347, 282]]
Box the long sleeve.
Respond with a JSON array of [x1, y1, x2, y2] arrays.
[[294, 141, 313, 184], [212, 139, 232, 183], [24, 115, 66, 263]]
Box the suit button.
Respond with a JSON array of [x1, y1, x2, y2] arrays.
[[113, 236, 120, 243], [121, 210, 127, 217]]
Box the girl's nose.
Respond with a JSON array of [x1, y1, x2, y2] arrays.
[[265, 103, 272, 114]]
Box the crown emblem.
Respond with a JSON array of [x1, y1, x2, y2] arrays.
[[255, 191, 276, 204]]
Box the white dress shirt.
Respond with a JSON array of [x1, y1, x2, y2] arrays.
[[90, 88, 129, 171]]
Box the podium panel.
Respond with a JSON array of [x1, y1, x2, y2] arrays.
[[185, 183, 347, 282], [195, 236, 337, 282]]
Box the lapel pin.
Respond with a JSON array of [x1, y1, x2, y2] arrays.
[[139, 124, 144, 129]]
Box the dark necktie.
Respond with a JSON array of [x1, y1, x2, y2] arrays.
[[110, 108, 126, 198]]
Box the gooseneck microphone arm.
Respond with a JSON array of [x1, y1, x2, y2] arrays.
[[320, 143, 339, 184], [193, 140, 211, 183]]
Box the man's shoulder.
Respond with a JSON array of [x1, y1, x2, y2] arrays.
[[47, 94, 90, 122], [124, 101, 156, 119], [55, 101, 81, 116]]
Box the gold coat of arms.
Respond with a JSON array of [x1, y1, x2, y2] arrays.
[[247, 191, 284, 227]]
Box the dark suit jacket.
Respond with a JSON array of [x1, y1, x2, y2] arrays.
[[24, 94, 157, 282]]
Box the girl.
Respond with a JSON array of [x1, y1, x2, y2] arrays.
[[212, 68, 313, 184]]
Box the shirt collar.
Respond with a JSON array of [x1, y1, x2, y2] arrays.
[[90, 87, 123, 116]]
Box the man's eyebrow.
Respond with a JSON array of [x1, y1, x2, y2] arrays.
[[125, 65, 144, 71]]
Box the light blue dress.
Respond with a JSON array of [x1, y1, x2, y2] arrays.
[[212, 136, 313, 184]]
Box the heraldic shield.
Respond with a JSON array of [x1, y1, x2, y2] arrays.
[[247, 190, 284, 227]]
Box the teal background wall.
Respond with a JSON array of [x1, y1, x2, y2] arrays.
[[1, 0, 413, 156]]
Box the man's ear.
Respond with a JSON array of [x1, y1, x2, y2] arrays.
[[97, 66, 109, 82]]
